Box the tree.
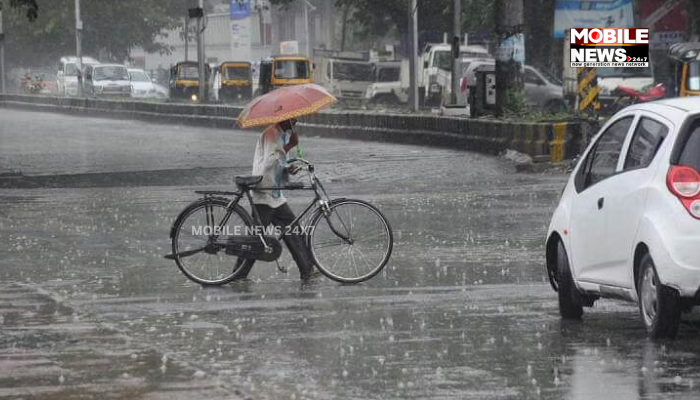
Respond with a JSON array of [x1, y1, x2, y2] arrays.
[[494, 0, 525, 116], [4, 0, 192, 67], [7, 0, 39, 21]]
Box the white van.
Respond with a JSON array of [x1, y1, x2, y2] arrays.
[[56, 56, 100, 96], [83, 64, 131, 98]]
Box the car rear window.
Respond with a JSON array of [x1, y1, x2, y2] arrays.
[[623, 117, 668, 170], [679, 123, 700, 171]]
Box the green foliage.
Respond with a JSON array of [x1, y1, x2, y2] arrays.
[[503, 86, 527, 115], [4, 0, 191, 67]]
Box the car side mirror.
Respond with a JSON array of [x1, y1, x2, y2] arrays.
[[423, 60, 429, 69]]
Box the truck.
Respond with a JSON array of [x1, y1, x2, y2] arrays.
[[418, 43, 492, 107], [314, 56, 375, 101], [363, 61, 407, 104]]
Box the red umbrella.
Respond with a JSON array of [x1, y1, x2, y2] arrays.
[[236, 83, 337, 129]]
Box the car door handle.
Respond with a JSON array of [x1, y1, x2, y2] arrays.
[[597, 197, 604, 210]]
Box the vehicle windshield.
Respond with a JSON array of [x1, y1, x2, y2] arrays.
[[273, 60, 310, 79], [333, 62, 374, 81], [596, 67, 653, 78], [376, 67, 400, 82], [64, 63, 78, 76], [93, 66, 129, 81], [688, 62, 700, 91], [434, 50, 490, 71], [538, 67, 563, 85], [129, 70, 150, 82], [222, 66, 250, 80], [178, 65, 200, 79]]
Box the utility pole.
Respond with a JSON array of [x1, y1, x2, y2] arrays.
[[75, 0, 83, 97], [196, 0, 205, 102], [0, 1, 5, 94], [184, 16, 189, 61], [303, 0, 316, 57], [450, 0, 461, 105], [494, 0, 524, 116], [408, 0, 419, 111]]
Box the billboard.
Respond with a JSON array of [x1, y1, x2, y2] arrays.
[[230, 0, 251, 20], [553, 0, 635, 38]]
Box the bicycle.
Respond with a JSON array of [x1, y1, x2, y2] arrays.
[[166, 158, 393, 285]]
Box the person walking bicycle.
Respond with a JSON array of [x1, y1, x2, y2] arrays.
[[233, 118, 315, 281]]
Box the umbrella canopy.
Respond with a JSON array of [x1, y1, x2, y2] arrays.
[[236, 83, 337, 128]]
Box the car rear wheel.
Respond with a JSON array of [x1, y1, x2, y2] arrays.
[[556, 242, 583, 319], [637, 254, 681, 339]]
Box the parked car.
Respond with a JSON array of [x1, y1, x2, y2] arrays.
[[83, 64, 131, 98], [463, 60, 567, 112], [546, 97, 700, 339], [56, 56, 100, 96], [128, 68, 167, 99]]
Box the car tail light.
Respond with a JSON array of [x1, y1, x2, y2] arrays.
[[667, 166, 700, 219]]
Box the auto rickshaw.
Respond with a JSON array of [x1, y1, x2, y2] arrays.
[[257, 55, 313, 95], [667, 42, 700, 97], [218, 61, 253, 101], [169, 61, 210, 101]]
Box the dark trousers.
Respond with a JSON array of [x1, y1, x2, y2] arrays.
[[235, 203, 314, 279]]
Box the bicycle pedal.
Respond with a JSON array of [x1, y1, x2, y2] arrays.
[[275, 260, 288, 273]]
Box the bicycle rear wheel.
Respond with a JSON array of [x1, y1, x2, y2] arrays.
[[309, 199, 393, 283], [171, 198, 254, 285]]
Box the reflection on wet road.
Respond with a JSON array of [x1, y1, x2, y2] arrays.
[[1, 109, 700, 399]]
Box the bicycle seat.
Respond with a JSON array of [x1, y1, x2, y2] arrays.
[[235, 175, 263, 187]]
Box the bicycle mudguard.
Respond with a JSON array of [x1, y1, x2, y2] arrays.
[[169, 197, 233, 239]]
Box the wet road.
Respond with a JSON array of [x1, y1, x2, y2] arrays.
[[1, 109, 700, 399]]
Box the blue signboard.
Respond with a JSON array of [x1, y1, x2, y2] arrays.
[[554, 0, 635, 38], [230, 0, 251, 20]]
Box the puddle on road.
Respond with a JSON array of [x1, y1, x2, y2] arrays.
[[3, 175, 700, 399]]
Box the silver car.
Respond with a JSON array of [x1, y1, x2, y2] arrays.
[[463, 60, 567, 112]]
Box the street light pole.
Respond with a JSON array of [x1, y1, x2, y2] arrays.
[[450, 0, 461, 105], [0, 1, 6, 94], [75, 0, 83, 97], [197, 0, 205, 102], [303, 0, 316, 58], [408, 0, 419, 111]]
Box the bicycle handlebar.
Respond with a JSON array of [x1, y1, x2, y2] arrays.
[[288, 158, 315, 173], [289, 158, 312, 167]]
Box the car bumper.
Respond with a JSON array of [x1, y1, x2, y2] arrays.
[[654, 235, 700, 298]]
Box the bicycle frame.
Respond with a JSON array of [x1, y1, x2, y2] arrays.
[[196, 160, 350, 250]]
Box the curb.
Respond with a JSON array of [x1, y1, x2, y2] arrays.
[[0, 94, 597, 161]]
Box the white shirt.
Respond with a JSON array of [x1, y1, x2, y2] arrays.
[[251, 124, 291, 208]]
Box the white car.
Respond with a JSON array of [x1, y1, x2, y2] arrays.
[[546, 98, 700, 339], [128, 68, 167, 99]]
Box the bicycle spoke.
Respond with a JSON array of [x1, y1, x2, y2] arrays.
[[354, 246, 375, 272], [173, 200, 251, 285], [349, 246, 360, 277], [310, 200, 392, 283]]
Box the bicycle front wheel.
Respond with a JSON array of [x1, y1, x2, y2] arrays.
[[171, 198, 254, 285], [309, 199, 393, 283]]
